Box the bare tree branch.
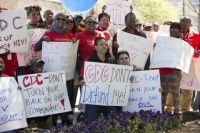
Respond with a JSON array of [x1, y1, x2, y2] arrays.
[[187, 0, 199, 14]]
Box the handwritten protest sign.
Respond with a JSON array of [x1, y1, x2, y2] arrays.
[[80, 62, 132, 106], [0, 77, 27, 132], [150, 36, 194, 73], [181, 58, 200, 91], [42, 41, 78, 81], [110, 24, 125, 32], [194, 58, 200, 82], [17, 29, 47, 66], [0, 9, 28, 54], [117, 30, 154, 69], [18, 71, 71, 118], [123, 70, 162, 112], [144, 31, 158, 43], [158, 25, 170, 36], [106, 0, 131, 24]]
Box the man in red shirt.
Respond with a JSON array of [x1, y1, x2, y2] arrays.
[[165, 16, 199, 113], [76, 16, 105, 67]]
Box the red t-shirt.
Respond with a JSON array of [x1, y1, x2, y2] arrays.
[[0, 53, 18, 76], [180, 29, 199, 57], [2, 74, 9, 77], [43, 31, 72, 42], [76, 30, 105, 61]]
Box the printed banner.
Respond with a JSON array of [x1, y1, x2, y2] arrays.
[[17, 29, 47, 66], [117, 30, 154, 69], [42, 41, 79, 81], [150, 36, 194, 73], [106, 0, 131, 24], [0, 77, 27, 132], [181, 58, 200, 91], [123, 70, 162, 112], [18, 71, 71, 118], [80, 62, 132, 106], [0, 9, 28, 54]]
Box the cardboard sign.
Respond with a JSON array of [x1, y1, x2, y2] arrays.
[[181, 58, 200, 91], [194, 58, 200, 82], [123, 70, 162, 112], [0, 9, 28, 54], [117, 30, 154, 69], [106, 0, 131, 24], [18, 71, 71, 118], [17, 29, 47, 66], [0, 77, 27, 132], [144, 31, 159, 43], [150, 36, 194, 73], [80, 62, 132, 106], [158, 25, 170, 36], [42, 41, 79, 81]]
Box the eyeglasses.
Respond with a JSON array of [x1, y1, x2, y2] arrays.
[[66, 21, 74, 24], [57, 18, 66, 21], [170, 29, 179, 32], [86, 21, 97, 25]]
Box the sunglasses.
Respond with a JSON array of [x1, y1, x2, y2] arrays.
[[57, 18, 66, 21], [86, 21, 97, 25], [66, 21, 74, 24]]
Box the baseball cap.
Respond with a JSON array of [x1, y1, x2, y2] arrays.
[[144, 23, 152, 27], [30, 58, 45, 66], [74, 14, 83, 19]]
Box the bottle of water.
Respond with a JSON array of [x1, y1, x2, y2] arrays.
[[57, 116, 62, 127]]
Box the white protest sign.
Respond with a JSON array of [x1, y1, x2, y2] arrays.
[[150, 36, 194, 73], [17, 29, 47, 66], [117, 30, 154, 69], [106, 0, 131, 24], [80, 62, 132, 106], [194, 58, 200, 82], [181, 58, 200, 91], [0, 77, 27, 132], [158, 25, 170, 36], [0, 9, 28, 54], [110, 24, 125, 32], [18, 71, 71, 118], [42, 41, 78, 81], [144, 31, 159, 43], [123, 70, 162, 112]]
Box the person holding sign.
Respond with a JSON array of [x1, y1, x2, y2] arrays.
[[112, 12, 150, 70], [35, 13, 76, 126], [79, 37, 116, 121], [156, 22, 183, 114]]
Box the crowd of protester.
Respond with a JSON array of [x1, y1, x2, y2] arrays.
[[1, 4, 200, 132]]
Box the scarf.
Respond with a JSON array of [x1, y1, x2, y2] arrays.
[[50, 13, 69, 34]]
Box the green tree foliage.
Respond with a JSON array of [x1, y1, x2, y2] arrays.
[[132, 0, 179, 24]]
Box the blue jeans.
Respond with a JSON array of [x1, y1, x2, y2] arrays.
[[85, 104, 116, 121]]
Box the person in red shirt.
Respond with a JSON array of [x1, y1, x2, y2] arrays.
[[165, 17, 199, 113], [157, 22, 182, 114], [0, 50, 18, 78], [35, 12, 76, 126], [96, 13, 110, 32], [76, 16, 105, 66], [179, 16, 199, 113]]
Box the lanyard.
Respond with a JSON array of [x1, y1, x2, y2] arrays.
[[181, 32, 189, 41]]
